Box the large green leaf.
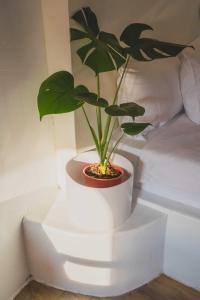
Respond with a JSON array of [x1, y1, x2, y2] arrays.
[[105, 102, 145, 117], [38, 71, 86, 120], [120, 23, 192, 61], [70, 7, 126, 74], [121, 122, 151, 135]]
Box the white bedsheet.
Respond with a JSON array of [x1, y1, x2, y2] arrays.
[[118, 113, 200, 209]]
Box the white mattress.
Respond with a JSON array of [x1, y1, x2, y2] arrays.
[[118, 113, 200, 209]]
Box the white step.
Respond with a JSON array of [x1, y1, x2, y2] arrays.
[[23, 190, 167, 297]]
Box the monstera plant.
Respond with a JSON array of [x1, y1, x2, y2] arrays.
[[38, 7, 190, 185]]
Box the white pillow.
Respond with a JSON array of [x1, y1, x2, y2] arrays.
[[118, 57, 183, 129], [180, 37, 200, 124]]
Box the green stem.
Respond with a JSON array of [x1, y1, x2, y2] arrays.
[[113, 55, 131, 105], [96, 74, 102, 140], [105, 133, 124, 165], [101, 55, 130, 155], [102, 118, 117, 161], [81, 106, 100, 154], [96, 74, 103, 162]]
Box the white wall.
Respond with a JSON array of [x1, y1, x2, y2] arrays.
[[70, 0, 200, 42], [0, 0, 73, 299], [0, 188, 57, 300], [41, 0, 77, 189], [69, 0, 200, 149], [0, 0, 56, 202]]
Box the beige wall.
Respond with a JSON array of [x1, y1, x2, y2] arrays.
[[69, 0, 200, 149], [0, 0, 56, 202], [0, 0, 73, 299], [70, 0, 200, 42], [0, 1, 56, 298], [41, 0, 77, 188]]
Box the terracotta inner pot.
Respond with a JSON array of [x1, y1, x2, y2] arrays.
[[83, 164, 124, 188]]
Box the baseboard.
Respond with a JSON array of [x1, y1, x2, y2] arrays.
[[11, 275, 32, 300]]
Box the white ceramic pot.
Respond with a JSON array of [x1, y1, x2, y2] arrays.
[[65, 151, 134, 232]]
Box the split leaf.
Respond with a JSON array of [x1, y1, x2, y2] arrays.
[[70, 7, 126, 74], [120, 23, 193, 61]]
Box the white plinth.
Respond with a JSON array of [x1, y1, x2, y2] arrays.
[[65, 151, 134, 232], [23, 190, 167, 297]]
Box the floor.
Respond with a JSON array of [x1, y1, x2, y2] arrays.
[[15, 275, 200, 300]]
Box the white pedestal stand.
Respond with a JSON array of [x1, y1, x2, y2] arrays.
[[65, 151, 134, 232], [23, 152, 167, 297]]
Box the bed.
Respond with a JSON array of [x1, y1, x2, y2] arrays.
[[117, 112, 200, 210]]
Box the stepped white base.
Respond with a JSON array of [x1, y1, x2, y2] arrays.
[[23, 191, 167, 297]]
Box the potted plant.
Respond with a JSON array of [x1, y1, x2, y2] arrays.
[[38, 7, 190, 188]]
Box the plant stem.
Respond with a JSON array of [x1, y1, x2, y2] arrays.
[[102, 118, 117, 160], [101, 55, 130, 161], [81, 106, 100, 154], [105, 133, 124, 165], [96, 74, 102, 143], [96, 74, 103, 162], [113, 55, 131, 105]]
